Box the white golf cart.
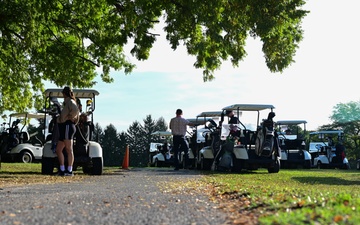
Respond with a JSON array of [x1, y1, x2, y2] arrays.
[[150, 131, 173, 167], [277, 120, 311, 169], [41, 88, 103, 175], [0, 112, 45, 163], [199, 104, 281, 173], [193, 111, 223, 170], [177, 117, 207, 169], [308, 130, 350, 169]]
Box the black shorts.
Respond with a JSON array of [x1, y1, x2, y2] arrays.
[[58, 120, 76, 141]]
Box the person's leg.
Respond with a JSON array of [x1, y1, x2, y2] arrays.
[[180, 136, 190, 168], [173, 136, 180, 170], [56, 123, 66, 174], [64, 123, 76, 174], [55, 141, 65, 174], [64, 139, 74, 171]]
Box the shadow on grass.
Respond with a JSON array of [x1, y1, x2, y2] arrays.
[[293, 176, 360, 185], [0, 171, 41, 175]]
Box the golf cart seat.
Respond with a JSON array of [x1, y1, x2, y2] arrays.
[[284, 139, 302, 150], [19, 131, 30, 143], [243, 130, 257, 147]]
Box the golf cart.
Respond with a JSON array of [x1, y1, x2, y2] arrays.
[[308, 130, 350, 169], [150, 131, 173, 167], [177, 118, 207, 169], [0, 112, 45, 163], [199, 104, 281, 173], [277, 120, 311, 169], [194, 111, 223, 170], [41, 88, 103, 175]]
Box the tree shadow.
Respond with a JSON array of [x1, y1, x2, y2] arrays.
[[292, 176, 360, 185]]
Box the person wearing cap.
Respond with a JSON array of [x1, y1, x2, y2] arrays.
[[55, 86, 79, 176], [169, 109, 194, 170], [226, 110, 239, 124]]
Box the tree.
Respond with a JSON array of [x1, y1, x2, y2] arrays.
[[92, 123, 104, 143], [126, 121, 147, 166], [117, 131, 128, 167], [154, 116, 168, 132], [101, 124, 122, 166], [0, 0, 308, 115]]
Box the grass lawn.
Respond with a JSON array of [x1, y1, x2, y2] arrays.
[[203, 168, 360, 224]]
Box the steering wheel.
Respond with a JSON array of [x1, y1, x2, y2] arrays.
[[201, 131, 211, 138], [315, 144, 323, 150]]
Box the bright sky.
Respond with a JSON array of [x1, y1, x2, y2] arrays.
[[68, 0, 360, 132]]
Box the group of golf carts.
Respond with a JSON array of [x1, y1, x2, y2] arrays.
[[150, 104, 281, 173], [149, 104, 351, 172], [1, 88, 104, 175]]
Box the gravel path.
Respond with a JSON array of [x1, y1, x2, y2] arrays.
[[0, 168, 231, 225]]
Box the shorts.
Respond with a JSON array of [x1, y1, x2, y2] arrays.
[[58, 120, 76, 141]]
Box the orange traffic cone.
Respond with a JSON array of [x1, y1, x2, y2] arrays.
[[122, 145, 129, 169]]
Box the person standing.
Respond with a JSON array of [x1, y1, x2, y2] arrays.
[[56, 86, 79, 176], [169, 109, 193, 170]]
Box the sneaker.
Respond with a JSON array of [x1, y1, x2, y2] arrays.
[[56, 170, 65, 176], [64, 170, 74, 176]]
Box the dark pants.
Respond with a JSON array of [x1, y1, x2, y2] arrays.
[[173, 135, 189, 169]]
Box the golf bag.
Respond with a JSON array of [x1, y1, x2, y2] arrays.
[[217, 138, 234, 170], [255, 112, 277, 157]]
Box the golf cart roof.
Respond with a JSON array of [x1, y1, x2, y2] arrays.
[[196, 111, 223, 118], [151, 131, 172, 136], [45, 88, 99, 98], [310, 130, 344, 135], [10, 112, 45, 119], [276, 120, 307, 125], [187, 118, 206, 126], [222, 104, 275, 111]]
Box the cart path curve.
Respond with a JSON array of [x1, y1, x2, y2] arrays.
[[0, 168, 233, 225]]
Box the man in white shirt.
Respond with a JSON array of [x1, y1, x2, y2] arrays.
[[169, 109, 193, 170]]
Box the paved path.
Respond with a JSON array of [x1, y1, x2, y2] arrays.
[[0, 168, 231, 225]]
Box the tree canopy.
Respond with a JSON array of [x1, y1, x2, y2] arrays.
[[0, 0, 308, 115]]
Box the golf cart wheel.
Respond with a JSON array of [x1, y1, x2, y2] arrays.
[[200, 156, 212, 170], [82, 166, 91, 174], [268, 158, 280, 173], [41, 157, 55, 175], [344, 163, 351, 170], [19, 151, 33, 163], [317, 161, 322, 169], [91, 157, 103, 175], [154, 159, 162, 167], [304, 160, 311, 169], [232, 158, 243, 173]]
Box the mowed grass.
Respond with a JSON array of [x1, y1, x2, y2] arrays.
[[0, 162, 89, 187], [0, 162, 118, 187], [204, 169, 360, 224]]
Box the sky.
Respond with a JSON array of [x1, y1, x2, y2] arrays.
[[49, 0, 360, 133]]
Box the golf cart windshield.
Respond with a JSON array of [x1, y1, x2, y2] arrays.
[[276, 120, 307, 139], [44, 88, 99, 119], [9, 112, 45, 132], [308, 130, 344, 153], [222, 104, 275, 131]]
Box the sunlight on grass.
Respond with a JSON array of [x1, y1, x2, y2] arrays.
[[204, 169, 360, 225]]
